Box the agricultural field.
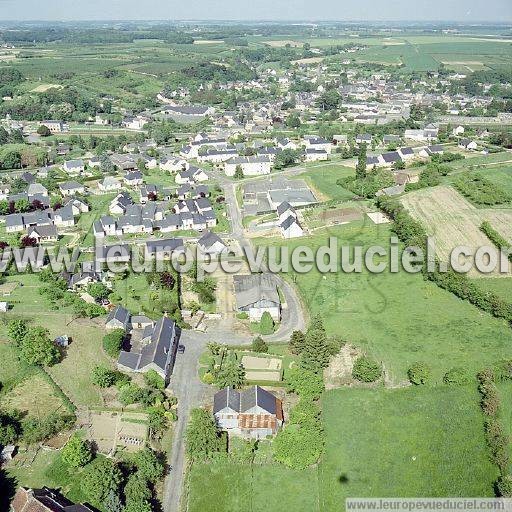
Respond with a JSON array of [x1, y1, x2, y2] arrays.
[[188, 461, 319, 512], [257, 222, 512, 383], [0, 274, 110, 408], [353, 37, 512, 71], [401, 185, 512, 275]]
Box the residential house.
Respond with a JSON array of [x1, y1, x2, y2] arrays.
[[305, 148, 328, 162], [233, 274, 281, 321], [458, 138, 478, 150], [224, 156, 272, 177], [160, 157, 187, 173], [95, 244, 131, 265], [117, 316, 181, 384], [124, 170, 144, 187], [419, 145, 445, 158], [356, 133, 372, 145], [98, 176, 122, 193], [197, 231, 227, 256], [40, 120, 66, 133], [27, 183, 48, 197], [397, 147, 415, 161], [59, 181, 85, 197], [175, 166, 209, 185], [109, 192, 134, 215], [145, 238, 186, 260], [11, 487, 94, 512], [27, 225, 58, 243], [303, 135, 332, 153], [280, 214, 303, 239], [105, 305, 131, 330], [213, 386, 284, 439], [63, 159, 85, 176]]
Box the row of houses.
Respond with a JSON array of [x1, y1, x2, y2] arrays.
[[366, 145, 445, 168]]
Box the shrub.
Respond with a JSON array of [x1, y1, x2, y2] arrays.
[[186, 408, 226, 462], [236, 312, 248, 320], [202, 372, 215, 384], [497, 475, 512, 497], [407, 362, 431, 385], [118, 383, 145, 406], [80, 457, 122, 508], [131, 448, 165, 483], [61, 433, 92, 468], [259, 312, 274, 335], [102, 329, 124, 358], [285, 367, 324, 400], [91, 366, 118, 388], [251, 336, 268, 353], [143, 370, 165, 390], [22, 413, 75, 444], [289, 330, 305, 355], [443, 367, 471, 385], [352, 356, 382, 383]]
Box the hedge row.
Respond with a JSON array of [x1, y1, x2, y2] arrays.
[[480, 221, 512, 263], [477, 368, 510, 479], [376, 196, 512, 324]]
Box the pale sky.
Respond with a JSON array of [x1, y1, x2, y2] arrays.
[[0, 0, 511, 22]]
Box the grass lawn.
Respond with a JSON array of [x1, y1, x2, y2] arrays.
[[1, 372, 69, 418], [0, 304, 109, 407], [257, 222, 512, 383], [472, 277, 512, 302], [300, 165, 355, 202], [319, 386, 498, 510], [187, 462, 319, 512]]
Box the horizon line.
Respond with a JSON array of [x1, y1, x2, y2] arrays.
[[0, 19, 511, 24]]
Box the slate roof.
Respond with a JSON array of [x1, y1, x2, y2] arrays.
[[198, 231, 225, 250], [139, 317, 179, 373], [213, 386, 278, 415], [276, 201, 293, 216], [105, 305, 130, 327], [381, 151, 402, 163], [280, 215, 300, 231], [146, 238, 185, 255], [233, 274, 280, 309]]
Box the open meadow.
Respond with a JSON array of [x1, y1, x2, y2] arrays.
[[188, 384, 496, 511], [257, 222, 512, 383]]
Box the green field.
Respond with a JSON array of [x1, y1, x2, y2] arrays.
[[300, 164, 355, 201], [319, 386, 497, 509], [473, 277, 512, 302], [188, 462, 318, 512], [258, 222, 512, 383], [188, 384, 495, 511]]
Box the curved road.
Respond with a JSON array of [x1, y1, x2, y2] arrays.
[[163, 175, 306, 512]]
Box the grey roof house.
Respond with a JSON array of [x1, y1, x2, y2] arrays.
[[117, 316, 181, 384], [213, 386, 284, 439]]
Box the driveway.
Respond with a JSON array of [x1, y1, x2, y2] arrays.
[[163, 170, 308, 512], [162, 327, 253, 512]]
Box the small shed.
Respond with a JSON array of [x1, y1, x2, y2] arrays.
[[0, 302, 8, 312]]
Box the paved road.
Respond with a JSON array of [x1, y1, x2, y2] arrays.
[[163, 327, 253, 512], [163, 167, 308, 512]]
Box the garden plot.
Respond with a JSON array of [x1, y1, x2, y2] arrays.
[[401, 185, 512, 277], [87, 410, 148, 454], [241, 354, 283, 383]]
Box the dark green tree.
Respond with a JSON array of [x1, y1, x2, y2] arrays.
[[356, 143, 367, 180], [185, 408, 225, 462]]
